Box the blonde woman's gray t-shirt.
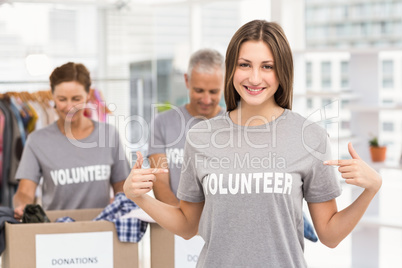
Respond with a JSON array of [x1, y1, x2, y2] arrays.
[[177, 109, 342, 268], [15, 121, 130, 210]]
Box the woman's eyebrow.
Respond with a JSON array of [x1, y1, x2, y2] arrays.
[[238, 58, 274, 63]]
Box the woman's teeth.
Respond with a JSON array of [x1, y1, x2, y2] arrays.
[[246, 86, 263, 92]]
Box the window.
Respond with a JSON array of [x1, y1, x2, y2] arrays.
[[382, 60, 394, 89], [382, 78, 394, 88], [317, 7, 330, 22], [336, 24, 346, 36], [382, 122, 394, 132], [306, 27, 314, 39], [360, 22, 368, 36], [341, 78, 349, 88], [306, 61, 312, 73], [341, 61, 349, 75], [341, 120, 350, 130], [382, 60, 393, 74], [341, 99, 350, 108], [342, 6, 349, 19], [321, 78, 332, 89], [306, 61, 312, 89], [395, 22, 402, 35], [321, 98, 332, 107], [395, 2, 402, 16], [306, 7, 314, 22], [321, 61, 332, 89], [332, 7, 343, 20], [382, 99, 394, 106], [322, 61, 331, 74], [381, 21, 391, 35], [306, 78, 313, 89], [340, 61, 349, 89], [307, 98, 313, 109]]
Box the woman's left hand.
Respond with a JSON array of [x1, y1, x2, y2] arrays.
[[324, 142, 382, 193]]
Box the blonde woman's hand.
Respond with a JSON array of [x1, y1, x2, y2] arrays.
[[14, 206, 25, 220], [123, 151, 168, 200], [324, 142, 382, 194]]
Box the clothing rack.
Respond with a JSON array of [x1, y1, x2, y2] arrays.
[[0, 78, 129, 85]]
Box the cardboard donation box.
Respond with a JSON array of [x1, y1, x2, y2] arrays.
[[150, 223, 204, 268], [2, 208, 139, 268]]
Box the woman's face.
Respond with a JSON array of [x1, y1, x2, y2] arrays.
[[53, 81, 88, 123], [233, 40, 279, 109]]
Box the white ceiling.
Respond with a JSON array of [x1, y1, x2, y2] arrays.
[[1, 0, 239, 8]]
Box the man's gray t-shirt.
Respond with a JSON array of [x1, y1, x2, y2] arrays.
[[15, 121, 130, 210], [148, 105, 224, 196], [177, 109, 342, 268]]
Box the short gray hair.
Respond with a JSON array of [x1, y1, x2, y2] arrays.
[[187, 48, 224, 81]]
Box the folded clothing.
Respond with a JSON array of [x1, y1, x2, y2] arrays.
[[56, 193, 147, 243], [22, 204, 50, 223]]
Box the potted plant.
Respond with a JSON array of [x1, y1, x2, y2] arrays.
[[369, 137, 387, 162]]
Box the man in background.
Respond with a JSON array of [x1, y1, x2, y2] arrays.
[[148, 48, 225, 206]]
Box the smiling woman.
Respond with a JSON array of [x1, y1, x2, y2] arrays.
[[12, 62, 131, 219], [123, 20, 382, 268], [224, 21, 294, 113], [233, 40, 280, 110], [49, 63, 94, 139]]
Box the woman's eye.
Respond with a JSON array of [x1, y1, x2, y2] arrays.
[[239, 63, 249, 68], [263, 65, 273, 70]]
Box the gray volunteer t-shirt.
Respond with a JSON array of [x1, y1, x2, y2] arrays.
[[15, 121, 130, 210], [148, 105, 224, 196], [177, 109, 342, 268]]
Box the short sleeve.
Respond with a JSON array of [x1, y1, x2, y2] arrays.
[[176, 136, 205, 203], [15, 135, 42, 183], [147, 115, 166, 157], [303, 135, 342, 203]]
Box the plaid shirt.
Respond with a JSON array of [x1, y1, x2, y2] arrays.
[[56, 193, 148, 243]]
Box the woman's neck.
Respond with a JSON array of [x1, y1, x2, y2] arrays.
[[57, 117, 94, 139], [230, 102, 284, 126]]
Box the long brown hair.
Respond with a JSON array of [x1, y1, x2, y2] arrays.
[[224, 20, 293, 111], [49, 62, 91, 93]]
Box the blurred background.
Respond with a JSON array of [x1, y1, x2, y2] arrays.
[[0, 0, 402, 267]]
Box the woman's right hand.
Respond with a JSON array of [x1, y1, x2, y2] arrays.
[[13, 179, 37, 221], [123, 151, 168, 200], [14, 206, 25, 220]]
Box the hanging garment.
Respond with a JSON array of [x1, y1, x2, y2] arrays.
[[84, 89, 111, 122], [7, 100, 23, 186], [0, 207, 20, 255], [24, 101, 38, 134], [0, 110, 4, 186], [0, 99, 14, 207], [8, 97, 26, 146]]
